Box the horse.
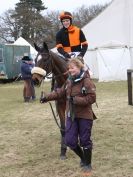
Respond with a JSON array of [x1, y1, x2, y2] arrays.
[[32, 42, 68, 159]]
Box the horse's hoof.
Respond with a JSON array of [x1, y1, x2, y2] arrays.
[[60, 155, 67, 160]]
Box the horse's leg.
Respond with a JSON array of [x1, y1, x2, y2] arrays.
[[56, 100, 67, 160]]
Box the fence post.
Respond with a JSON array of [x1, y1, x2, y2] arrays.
[[127, 69, 133, 105]]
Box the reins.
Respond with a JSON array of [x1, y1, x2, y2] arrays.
[[37, 50, 73, 132], [40, 82, 65, 132], [49, 101, 74, 132], [40, 79, 73, 133], [48, 102, 65, 131], [44, 70, 69, 80]]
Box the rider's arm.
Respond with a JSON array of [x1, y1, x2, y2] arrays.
[[56, 31, 71, 58], [78, 30, 88, 57]]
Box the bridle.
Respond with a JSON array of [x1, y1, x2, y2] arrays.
[[35, 51, 68, 81], [35, 52, 53, 78]]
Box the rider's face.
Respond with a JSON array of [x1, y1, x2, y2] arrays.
[[62, 19, 71, 28]]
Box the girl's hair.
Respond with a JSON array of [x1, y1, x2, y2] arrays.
[[68, 58, 84, 69]]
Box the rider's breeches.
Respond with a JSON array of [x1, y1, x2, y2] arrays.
[[65, 117, 93, 150]]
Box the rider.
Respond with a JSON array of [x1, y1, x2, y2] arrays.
[[56, 11, 88, 62]]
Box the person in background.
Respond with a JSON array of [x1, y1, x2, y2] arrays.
[[56, 11, 88, 63], [40, 58, 96, 176], [20, 54, 36, 102]]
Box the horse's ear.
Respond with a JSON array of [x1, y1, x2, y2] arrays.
[[34, 43, 40, 52], [43, 42, 49, 51]]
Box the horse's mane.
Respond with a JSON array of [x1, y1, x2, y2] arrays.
[[50, 51, 68, 72], [48, 50, 68, 86]]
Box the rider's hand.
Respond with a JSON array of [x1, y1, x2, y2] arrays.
[[64, 53, 71, 59]]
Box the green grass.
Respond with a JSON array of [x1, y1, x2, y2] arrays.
[[0, 80, 133, 177]]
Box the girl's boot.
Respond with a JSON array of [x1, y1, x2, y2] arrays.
[[72, 145, 85, 167], [82, 148, 92, 176]]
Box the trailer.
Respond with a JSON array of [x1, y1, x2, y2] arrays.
[[0, 44, 30, 80]]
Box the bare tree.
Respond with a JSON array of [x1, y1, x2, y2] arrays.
[[73, 4, 108, 28], [0, 9, 20, 43], [44, 11, 61, 48]]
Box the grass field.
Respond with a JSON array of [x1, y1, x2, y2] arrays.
[[0, 80, 133, 177]]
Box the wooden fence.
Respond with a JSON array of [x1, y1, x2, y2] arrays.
[[127, 69, 133, 105]]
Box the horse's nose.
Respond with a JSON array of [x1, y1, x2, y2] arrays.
[[32, 78, 40, 86]]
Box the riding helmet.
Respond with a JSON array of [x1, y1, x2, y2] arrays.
[[59, 11, 73, 23]]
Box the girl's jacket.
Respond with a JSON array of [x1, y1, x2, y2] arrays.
[[45, 71, 96, 120]]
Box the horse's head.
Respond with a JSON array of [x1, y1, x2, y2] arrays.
[[32, 41, 68, 87], [31, 42, 52, 86]]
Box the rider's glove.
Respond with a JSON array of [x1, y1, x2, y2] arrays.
[[64, 53, 71, 59]]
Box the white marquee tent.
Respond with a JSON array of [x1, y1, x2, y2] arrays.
[[83, 0, 133, 81], [13, 37, 37, 59]]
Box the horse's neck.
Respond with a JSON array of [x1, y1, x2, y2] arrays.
[[50, 52, 67, 85], [51, 52, 67, 74]]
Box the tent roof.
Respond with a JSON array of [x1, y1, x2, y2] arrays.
[[83, 0, 133, 49], [13, 37, 37, 57]]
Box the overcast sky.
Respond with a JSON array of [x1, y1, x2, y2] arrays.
[[0, 0, 112, 15]]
